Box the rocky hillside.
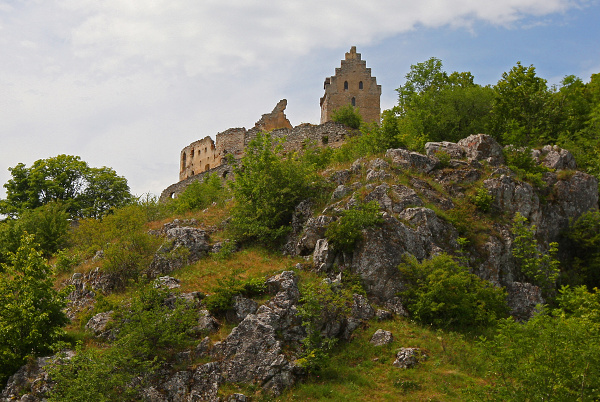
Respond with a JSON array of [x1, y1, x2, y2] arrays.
[[2, 134, 598, 401]]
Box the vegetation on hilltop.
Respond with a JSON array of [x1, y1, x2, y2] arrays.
[[0, 59, 600, 399]]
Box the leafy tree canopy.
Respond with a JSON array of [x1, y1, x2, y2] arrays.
[[0, 235, 71, 386], [0, 154, 132, 219]]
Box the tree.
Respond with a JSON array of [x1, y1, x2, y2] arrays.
[[398, 254, 508, 331], [0, 155, 132, 219], [0, 202, 70, 263], [331, 104, 363, 129], [0, 235, 71, 386], [395, 57, 495, 148], [491, 62, 552, 146], [229, 132, 319, 244]]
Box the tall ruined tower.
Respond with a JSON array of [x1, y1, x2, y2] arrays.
[[320, 46, 381, 124]]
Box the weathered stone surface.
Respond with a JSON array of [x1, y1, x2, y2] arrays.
[[366, 169, 391, 182], [211, 272, 303, 396], [85, 311, 114, 339], [295, 215, 334, 256], [154, 276, 181, 289], [484, 175, 540, 222], [313, 238, 335, 272], [196, 310, 220, 334], [331, 184, 352, 200], [329, 169, 351, 185], [351, 294, 375, 321], [370, 158, 390, 170], [188, 362, 223, 401], [457, 134, 504, 166], [376, 309, 393, 321], [351, 158, 365, 174], [393, 348, 426, 369], [425, 141, 466, 159], [384, 297, 409, 317], [226, 295, 258, 323], [386, 148, 438, 173], [1, 351, 75, 402], [390, 185, 423, 212], [225, 393, 249, 401], [364, 183, 393, 212], [506, 282, 544, 321], [370, 329, 394, 346], [147, 225, 210, 277], [533, 145, 577, 170], [350, 209, 458, 302]]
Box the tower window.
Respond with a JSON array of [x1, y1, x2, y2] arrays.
[[359, 81, 363, 90], [344, 81, 348, 90], [351, 97, 356, 107]]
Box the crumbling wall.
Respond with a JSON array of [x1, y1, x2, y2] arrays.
[[179, 136, 218, 181]]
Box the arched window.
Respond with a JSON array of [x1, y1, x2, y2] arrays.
[[344, 81, 348, 90], [351, 97, 356, 107], [359, 81, 363, 90]]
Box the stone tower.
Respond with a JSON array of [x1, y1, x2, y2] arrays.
[[320, 46, 382, 124]]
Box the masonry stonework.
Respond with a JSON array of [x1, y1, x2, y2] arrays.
[[320, 46, 381, 124], [162, 47, 382, 202]]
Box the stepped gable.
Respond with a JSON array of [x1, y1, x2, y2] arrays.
[[320, 46, 382, 124]]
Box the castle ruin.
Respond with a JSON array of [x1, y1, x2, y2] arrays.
[[320, 46, 382, 124], [161, 47, 381, 201]]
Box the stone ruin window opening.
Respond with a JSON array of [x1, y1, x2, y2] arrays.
[[344, 81, 348, 90], [182, 153, 187, 167], [351, 97, 356, 107], [191, 149, 194, 158], [359, 81, 363, 90], [205, 164, 210, 171]]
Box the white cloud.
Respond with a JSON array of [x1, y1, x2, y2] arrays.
[[0, 0, 592, 197]]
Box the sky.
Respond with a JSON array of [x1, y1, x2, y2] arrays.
[[1, 0, 599, 199]]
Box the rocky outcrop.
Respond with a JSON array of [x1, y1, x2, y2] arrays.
[[147, 221, 210, 277], [393, 347, 426, 369], [286, 135, 597, 318], [370, 329, 394, 346]]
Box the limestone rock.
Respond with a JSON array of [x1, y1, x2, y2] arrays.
[[295, 215, 334, 256], [425, 141, 466, 159], [154, 276, 181, 289], [226, 295, 258, 323], [331, 184, 352, 200], [196, 310, 220, 334], [506, 282, 544, 321], [534, 145, 577, 170], [457, 134, 504, 166], [85, 311, 114, 339], [364, 183, 393, 212], [147, 226, 210, 277], [329, 169, 351, 185], [390, 185, 424, 213], [370, 329, 394, 346], [386, 148, 438, 173], [376, 309, 393, 321], [393, 347, 426, 369]]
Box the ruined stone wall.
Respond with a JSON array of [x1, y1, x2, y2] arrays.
[[215, 128, 246, 164], [179, 136, 218, 181], [320, 46, 381, 124]]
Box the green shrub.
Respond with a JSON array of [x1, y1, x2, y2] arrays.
[[399, 254, 508, 331], [503, 146, 551, 188], [511, 213, 559, 294], [471, 186, 494, 212], [475, 304, 600, 401], [296, 281, 353, 373], [203, 270, 266, 315], [0, 235, 71, 387], [49, 286, 197, 401], [331, 104, 363, 129], [230, 132, 320, 245], [434, 150, 451, 168], [171, 173, 228, 213], [54, 249, 81, 274], [71, 205, 162, 288], [325, 200, 383, 252], [563, 210, 600, 289]]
